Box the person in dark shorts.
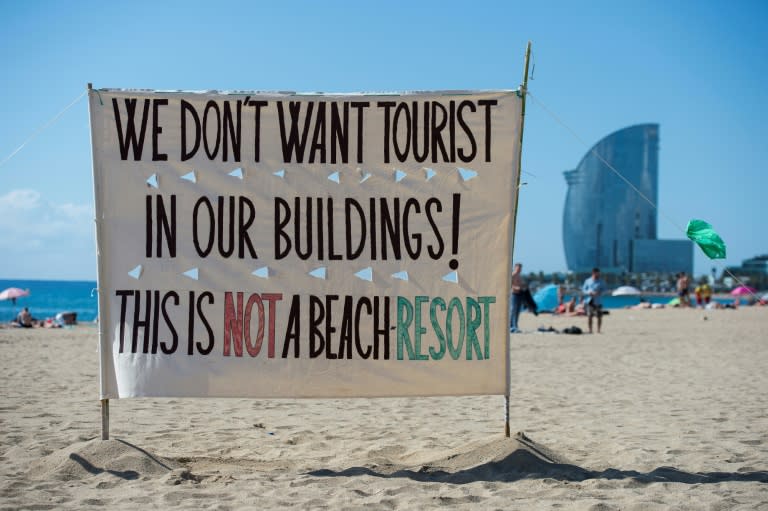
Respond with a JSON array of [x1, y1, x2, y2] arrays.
[[676, 271, 691, 307], [509, 263, 525, 332], [582, 268, 604, 333]]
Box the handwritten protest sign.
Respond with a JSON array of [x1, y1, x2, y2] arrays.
[[89, 90, 522, 398]]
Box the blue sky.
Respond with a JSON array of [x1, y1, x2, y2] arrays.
[[1, 0, 766, 280]]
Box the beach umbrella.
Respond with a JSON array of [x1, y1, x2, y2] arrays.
[[612, 285, 641, 296], [533, 284, 559, 312], [730, 285, 757, 296], [0, 287, 30, 304]]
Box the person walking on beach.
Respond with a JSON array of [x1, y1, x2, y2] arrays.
[[509, 263, 526, 333], [582, 268, 604, 333], [677, 271, 691, 307]]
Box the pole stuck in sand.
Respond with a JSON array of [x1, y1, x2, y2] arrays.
[[88, 81, 111, 441], [101, 399, 109, 440], [506, 40, 532, 438]]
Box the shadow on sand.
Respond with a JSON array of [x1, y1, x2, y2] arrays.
[[68, 453, 140, 480], [36, 438, 180, 482], [308, 433, 768, 485]]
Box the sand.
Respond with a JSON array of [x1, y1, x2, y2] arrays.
[[2, 306, 767, 510]]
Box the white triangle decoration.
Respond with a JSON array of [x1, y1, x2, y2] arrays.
[[128, 265, 143, 279], [183, 267, 199, 280], [424, 168, 437, 181], [308, 267, 327, 280], [442, 271, 459, 283], [251, 266, 270, 279], [273, 169, 285, 178], [354, 267, 373, 282], [394, 169, 407, 183], [229, 167, 244, 179], [457, 167, 478, 181], [181, 171, 197, 183], [146, 174, 159, 188], [391, 271, 409, 281], [327, 171, 341, 184]]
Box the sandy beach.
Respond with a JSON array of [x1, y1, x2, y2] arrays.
[[1, 306, 767, 510]]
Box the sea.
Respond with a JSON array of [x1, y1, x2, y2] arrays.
[[0, 279, 99, 324], [1, 279, 741, 325]]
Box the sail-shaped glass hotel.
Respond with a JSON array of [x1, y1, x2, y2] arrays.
[[563, 124, 692, 274]]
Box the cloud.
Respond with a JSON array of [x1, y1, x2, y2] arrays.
[[0, 189, 94, 252], [0, 189, 41, 211]]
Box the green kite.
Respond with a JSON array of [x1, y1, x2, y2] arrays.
[[686, 219, 726, 259]]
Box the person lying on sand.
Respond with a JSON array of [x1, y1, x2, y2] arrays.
[[556, 297, 585, 316]]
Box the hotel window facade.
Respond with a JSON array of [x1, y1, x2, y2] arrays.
[[562, 124, 692, 274]]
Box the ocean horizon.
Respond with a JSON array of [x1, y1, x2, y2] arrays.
[[0, 279, 99, 324], [1, 278, 745, 325]]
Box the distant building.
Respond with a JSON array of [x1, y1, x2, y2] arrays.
[[562, 124, 692, 274], [726, 254, 768, 276]]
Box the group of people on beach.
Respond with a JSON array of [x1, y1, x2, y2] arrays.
[[9, 307, 63, 329], [676, 272, 746, 309], [510, 264, 764, 334], [510, 264, 605, 334]]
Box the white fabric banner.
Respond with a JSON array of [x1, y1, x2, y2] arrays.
[[89, 89, 522, 399]]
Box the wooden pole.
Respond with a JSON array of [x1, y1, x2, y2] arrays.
[[506, 41, 532, 438], [88, 81, 110, 441], [101, 399, 109, 440]]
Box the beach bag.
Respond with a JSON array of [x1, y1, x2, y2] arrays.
[[562, 326, 582, 335]]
